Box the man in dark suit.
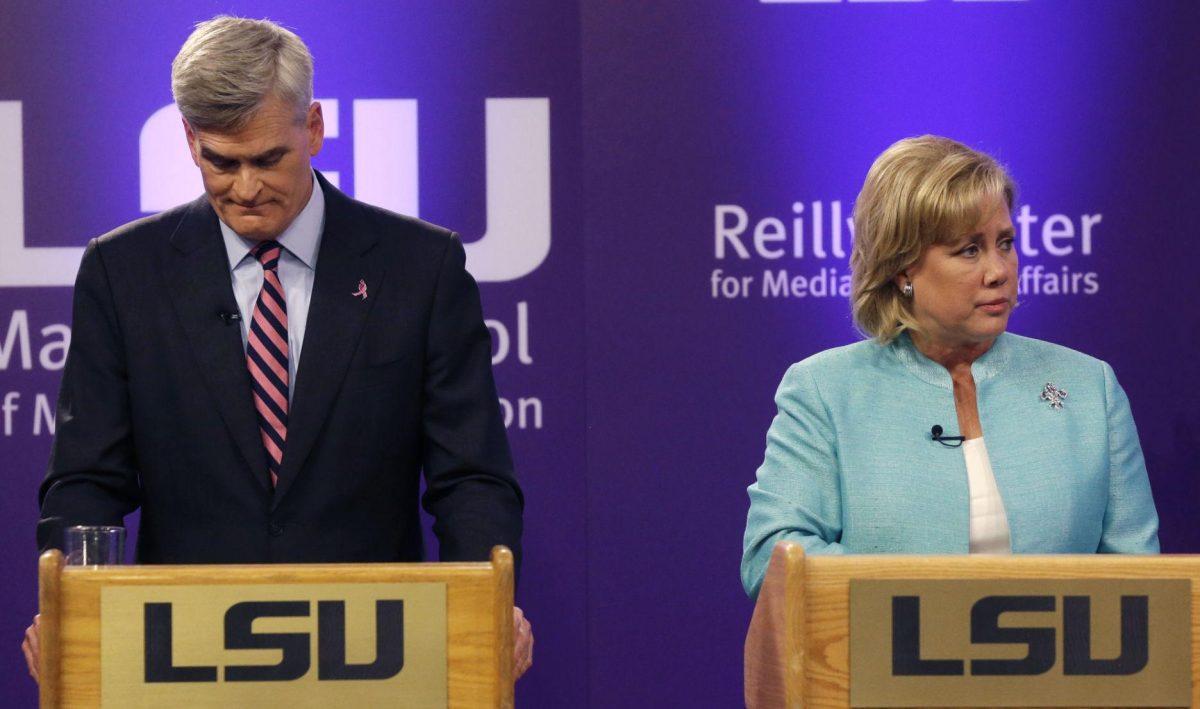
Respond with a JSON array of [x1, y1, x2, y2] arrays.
[[23, 15, 532, 680]]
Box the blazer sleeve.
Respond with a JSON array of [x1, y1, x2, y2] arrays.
[[419, 234, 524, 576], [742, 362, 845, 598], [1097, 361, 1160, 553], [37, 239, 141, 552]]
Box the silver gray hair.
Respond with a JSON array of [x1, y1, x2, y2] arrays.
[[171, 16, 313, 132]]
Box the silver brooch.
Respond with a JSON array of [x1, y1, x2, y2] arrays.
[[1040, 382, 1068, 409]]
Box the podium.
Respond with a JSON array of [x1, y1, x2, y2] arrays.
[[745, 542, 1196, 708], [38, 546, 514, 708]]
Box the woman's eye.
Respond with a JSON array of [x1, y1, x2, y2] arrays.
[[999, 238, 1015, 251], [959, 245, 980, 257]]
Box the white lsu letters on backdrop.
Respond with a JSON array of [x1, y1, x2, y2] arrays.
[[711, 200, 1102, 300], [0, 98, 551, 435]]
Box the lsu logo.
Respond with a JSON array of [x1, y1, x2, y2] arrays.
[[144, 599, 406, 682], [101, 582, 447, 705], [891, 594, 1148, 676], [0, 98, 550, 286]]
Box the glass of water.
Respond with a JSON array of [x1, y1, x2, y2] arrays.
[[65, 525, 125, 566]]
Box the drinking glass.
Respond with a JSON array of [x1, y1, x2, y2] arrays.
[[64, 525, 125, 566]]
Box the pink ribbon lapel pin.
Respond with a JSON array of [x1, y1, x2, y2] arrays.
[[352, 279, 368, 300]]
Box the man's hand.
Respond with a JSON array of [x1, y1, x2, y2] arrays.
[[21, 614, 39, 684], [513, 606, 533, 680]]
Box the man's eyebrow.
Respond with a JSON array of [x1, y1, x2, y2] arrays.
[[199, 145, 233, 163], [251, 146, 290, 162], [198, 145, 291, 163]]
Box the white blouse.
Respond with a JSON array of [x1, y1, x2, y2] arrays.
[[962, 437, 1011, 554]]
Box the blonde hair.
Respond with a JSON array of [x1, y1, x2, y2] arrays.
[[171, 16, 313, 131], [849, 136, 1015, 343]]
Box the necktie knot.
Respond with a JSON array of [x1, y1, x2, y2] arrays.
[[252, 241, 283, 270]]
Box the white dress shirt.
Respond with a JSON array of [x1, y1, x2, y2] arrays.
[[219, 171, 325, 402], [963, 437, 1012, 554]]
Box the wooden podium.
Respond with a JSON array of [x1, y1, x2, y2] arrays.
[[745, 542, 1197, 708], [38, 546, 514, 708]]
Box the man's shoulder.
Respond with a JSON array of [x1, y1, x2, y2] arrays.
[[357, 201, 457, 248], [91, 197, 204, 256], [346, 197, 453, 239], [324, 182, 459, 259]]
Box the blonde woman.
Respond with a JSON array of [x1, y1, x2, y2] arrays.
[[741, 136, 1158, 598]]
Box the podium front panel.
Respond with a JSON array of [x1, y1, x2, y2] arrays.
[[98, 582, 447, 707], [40, 550, 514, 708], [745, 545, 1200, 708]]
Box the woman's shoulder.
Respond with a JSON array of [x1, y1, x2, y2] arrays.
[[777, 339, 896, 400], [786, 338, 886, 376], [1000, 332, 1113, 378]]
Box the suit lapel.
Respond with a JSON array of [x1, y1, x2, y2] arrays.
[[273, 176, 382, 507], [164, 197, 270, 492]]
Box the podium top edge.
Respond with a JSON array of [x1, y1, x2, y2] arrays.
[[803, 553, 1200, 575], [50, 560, 503, 586]]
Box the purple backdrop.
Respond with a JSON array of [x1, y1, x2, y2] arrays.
[[580, 1, 1200, 704], [2, 1, 1199, 705]]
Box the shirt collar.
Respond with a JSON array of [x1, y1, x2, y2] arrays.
[[219, 170, 325, 271]]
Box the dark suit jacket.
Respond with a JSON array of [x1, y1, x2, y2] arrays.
[[37, 172, 522, 573]]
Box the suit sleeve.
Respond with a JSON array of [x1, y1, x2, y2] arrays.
[[1097, 361, 1160, 553], [742, 362, 845, 599], [420, 234, 524, 576], [37, 239, 141, 552]]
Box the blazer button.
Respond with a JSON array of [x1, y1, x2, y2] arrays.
[[268, 523, 284, 537]]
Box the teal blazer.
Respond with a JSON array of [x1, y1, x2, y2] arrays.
[[741, 332, 1160, 597]]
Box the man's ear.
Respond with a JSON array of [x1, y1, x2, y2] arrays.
[[306, 102, 325, 156], [182, 118, 200, 167]]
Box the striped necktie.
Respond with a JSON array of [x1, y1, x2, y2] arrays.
[[246, 241, 288, 488]]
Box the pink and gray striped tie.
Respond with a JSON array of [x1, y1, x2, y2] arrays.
[[246, 241, 288, 488]]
